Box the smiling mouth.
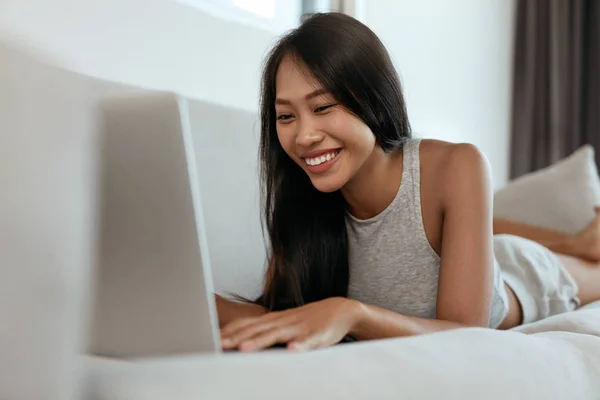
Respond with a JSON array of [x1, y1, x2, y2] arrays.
[[303, 149, 341, 166]]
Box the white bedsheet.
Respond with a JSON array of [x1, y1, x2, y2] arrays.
[[84, 302, 600, 400]]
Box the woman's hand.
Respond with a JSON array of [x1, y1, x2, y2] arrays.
[[214, 294, 267, 328], [220, 297, 362, 352]]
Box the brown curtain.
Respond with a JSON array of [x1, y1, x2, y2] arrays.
[[510, 0, 600, 178]]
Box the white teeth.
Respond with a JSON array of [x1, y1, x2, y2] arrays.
[[304, 150, 339, 167]]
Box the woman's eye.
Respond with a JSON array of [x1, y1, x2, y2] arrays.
[[315, 104, 336, 113], [277, 114, 293, 121]]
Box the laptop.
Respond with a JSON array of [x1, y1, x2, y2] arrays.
[[89, 92, 223, 358]]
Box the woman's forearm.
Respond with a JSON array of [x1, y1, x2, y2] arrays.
[[215, 294, 267, 328], [349, 301, 470, 340]]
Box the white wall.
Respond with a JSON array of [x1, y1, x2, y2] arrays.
[[0, 0, 515, 183], [364, 0, 515, 188], [0, 0, 278, 111]]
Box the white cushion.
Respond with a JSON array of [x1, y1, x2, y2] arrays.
[[187, 99, 265, 300], [493, 145, 600, 235]]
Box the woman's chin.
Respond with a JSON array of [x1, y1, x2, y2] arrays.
[[309, 175, 345, 193]]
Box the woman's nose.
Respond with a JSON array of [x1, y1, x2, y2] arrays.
[[295, 118, 324, 148]]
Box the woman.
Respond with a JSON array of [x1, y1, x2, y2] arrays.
[[216, 12, 600, 352]]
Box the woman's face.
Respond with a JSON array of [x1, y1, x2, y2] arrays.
[[274, 55, 376, 193]]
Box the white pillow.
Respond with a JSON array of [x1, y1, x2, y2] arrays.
[[493, 145, 600, 235]]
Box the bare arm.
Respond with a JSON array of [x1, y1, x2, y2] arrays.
[[349, 301, 466, 339], [215, 294, 267, 328], [351, 144, 496, 338]]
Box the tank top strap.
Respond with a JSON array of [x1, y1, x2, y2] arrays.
[[400, 138, 422, 210], [397, 138, 438, 260]]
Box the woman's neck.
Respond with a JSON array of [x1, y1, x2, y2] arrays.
[[341, 147, 404, 220]]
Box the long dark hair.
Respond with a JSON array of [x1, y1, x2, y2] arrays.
[[254, 12, 411, 311]]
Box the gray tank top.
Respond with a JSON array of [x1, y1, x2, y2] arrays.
[[346, 138, 509, 329]]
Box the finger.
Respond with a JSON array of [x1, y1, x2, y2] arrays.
[[239, 325, 302, 352], [221, 313, 277, 336], [220, 310, 284, 338], [220, 316, 264, 338], [222, 320, 278, 349], [288, 333, 326, 352]]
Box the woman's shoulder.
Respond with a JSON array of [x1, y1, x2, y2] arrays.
[[417, 138, 492, 202], [418, 138, 490, 179]]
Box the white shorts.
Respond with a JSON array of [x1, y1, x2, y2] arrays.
[[494, 234, 581, 325]]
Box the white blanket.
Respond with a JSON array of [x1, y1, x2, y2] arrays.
[[85, 302, 600, 400]]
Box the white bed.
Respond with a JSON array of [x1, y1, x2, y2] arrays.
[[84, 301, 600, 400]]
